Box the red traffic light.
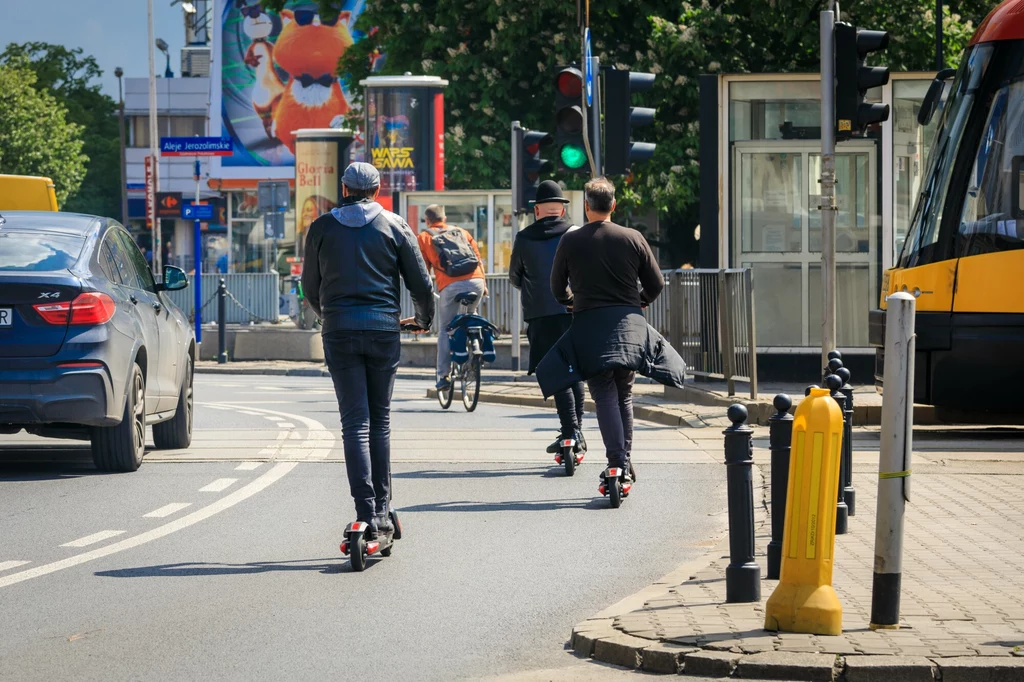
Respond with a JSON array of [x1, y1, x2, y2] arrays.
[[555, 68, 583, 99]]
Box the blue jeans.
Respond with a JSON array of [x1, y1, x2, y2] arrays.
[[323, 330, 401, 521]]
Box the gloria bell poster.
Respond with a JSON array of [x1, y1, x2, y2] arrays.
[[211, 0, 368, 179]]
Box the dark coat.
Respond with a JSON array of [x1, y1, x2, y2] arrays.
[[508, 216, 576, 321], [536, 306, 687, 398]]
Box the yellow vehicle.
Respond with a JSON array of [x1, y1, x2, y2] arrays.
[[871, 0, 1024, 414], [0, 174, 59, 211]]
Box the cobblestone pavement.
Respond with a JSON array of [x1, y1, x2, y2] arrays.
[[571, 448, 1024, 678]]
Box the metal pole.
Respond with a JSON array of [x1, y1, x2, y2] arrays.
[[820, 10, 838, 370], [116, 69, 128, 227], [766, 394, 793, 580], [218, 278, 227, 364], [936, 0, 944, 71], [724, 404, 760, 603], [827, 373, 849, 534], [589, 55, 601, 176], [148, 0, 161, 276], [194, 158, 202, 345], [510, 213, 525, 372], [870, 292, 916, 629], [509, 119, 523, 372], [837, 365, 855, 515]]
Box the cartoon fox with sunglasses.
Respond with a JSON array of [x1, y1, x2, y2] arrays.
[[238, 1, 284, 137], [269, 8, 354, 154]]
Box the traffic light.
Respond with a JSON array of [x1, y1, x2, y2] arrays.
[[511, 124, 553, 215], [834, 22, 890, 139], [603, 68, 656, 176], [554, 66, 589, 174]]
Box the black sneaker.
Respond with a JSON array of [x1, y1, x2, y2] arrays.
[[575, 432, 587, 454], [376, 514, 394, 536], [359, 517, 379, 540], [546, 435, 562, 454]]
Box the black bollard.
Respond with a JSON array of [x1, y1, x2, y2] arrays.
[[825, 373, 849, 534], [217, 278, 228, 364], [724, 404, 760, 603], [836, 366, 855, 516], [766, 394, 793, 580], [824, 350, 842, 379]]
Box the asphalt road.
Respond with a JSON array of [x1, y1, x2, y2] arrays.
[[1, 375, 727, 681]]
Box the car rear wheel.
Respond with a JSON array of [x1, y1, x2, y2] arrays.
[[91, 364, 145, 472], [153, 355, 193, 450]]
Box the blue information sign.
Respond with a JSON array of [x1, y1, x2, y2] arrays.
[[160, 137, 233, 157], [182, 202, 214, 220], [584, 29, 593, 107]]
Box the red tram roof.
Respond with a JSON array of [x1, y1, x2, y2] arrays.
[[970, 0, 1024, 45]]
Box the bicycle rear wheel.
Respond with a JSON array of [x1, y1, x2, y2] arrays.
[[437, 362, 455, 409], [462, 354, 482, 412]]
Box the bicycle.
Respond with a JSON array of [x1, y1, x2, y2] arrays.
[[435, 292, 498, 412]]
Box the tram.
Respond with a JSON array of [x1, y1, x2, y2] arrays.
[[870, 0, 1024, 414]]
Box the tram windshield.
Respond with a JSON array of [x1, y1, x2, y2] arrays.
[[898, 40, 1024, 268]]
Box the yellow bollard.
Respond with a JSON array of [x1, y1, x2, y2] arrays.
[[764, 386, 844, 636]]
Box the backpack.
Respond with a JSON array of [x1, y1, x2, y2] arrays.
[[426, 227, 480, 277]]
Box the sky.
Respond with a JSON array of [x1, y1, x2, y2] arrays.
[[0, 0, 193, 98]]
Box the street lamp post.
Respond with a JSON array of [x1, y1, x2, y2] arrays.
[[148, 0, 161, 275], [115, 67, 128, 227]]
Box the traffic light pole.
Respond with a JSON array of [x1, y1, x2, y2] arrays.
[[820, 9, 838, 371], [509, 120, 523, 371], [588, 55, 601, 177]]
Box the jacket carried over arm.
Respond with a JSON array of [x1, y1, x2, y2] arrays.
[[303, 197, 434, 333]]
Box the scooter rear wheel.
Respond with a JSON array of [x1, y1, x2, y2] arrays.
[[350, 533, 366, 572], [563, 447, 576, 476], [609, 478, 622, 508]]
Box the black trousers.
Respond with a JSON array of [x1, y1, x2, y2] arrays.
[[586, 368, 635, 467], [553, 382, 586, 437], [323, 330, 401, 521]]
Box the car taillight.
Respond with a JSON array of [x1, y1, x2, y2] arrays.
[[33, 292, 115, 326]]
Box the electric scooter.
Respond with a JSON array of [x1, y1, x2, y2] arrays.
[[341, 508, 403, 572], [598, 464, 634, 508], [553, 434, 586, 476]]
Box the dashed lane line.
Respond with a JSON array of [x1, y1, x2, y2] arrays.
[[143, 503, 192, 518], [235, 462, 262, 471], [61, 530, 126, 548], [277, 422, 295, 429], [0, 561, 30, 572], [199, 478, 237, 493]]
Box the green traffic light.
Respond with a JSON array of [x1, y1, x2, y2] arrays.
[[560, 144, 587, 169]]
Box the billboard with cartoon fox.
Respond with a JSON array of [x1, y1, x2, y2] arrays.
[[211, 0, 369, 179]]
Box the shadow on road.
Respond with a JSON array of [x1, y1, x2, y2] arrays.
[[399, 498, 606, 512], [95, 558, 344, 578], [393, 467, 564, 480]]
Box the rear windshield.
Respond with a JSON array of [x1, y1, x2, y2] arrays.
[[0, 232, 85, 272]]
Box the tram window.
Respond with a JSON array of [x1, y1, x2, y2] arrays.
[[956, 76, 1024, 257]]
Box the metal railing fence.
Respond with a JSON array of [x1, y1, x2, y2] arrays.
[[164, 273, 280, 324]]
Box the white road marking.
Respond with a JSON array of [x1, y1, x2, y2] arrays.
[[206, 405, 230, 410], [143, 503, 192, 518], [205, 403, 336, 462], [237, 410, 264, 416], [235, 462, 262, 471], [61, 530, 126, 548], [264, 415, 284, 422], [277, 422, 295, 429], [0, 561, 30, 572], [199, 478, 237, 493], [0, 404, 333, 590]]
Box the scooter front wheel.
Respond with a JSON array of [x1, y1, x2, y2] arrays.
[[350, 532, 367, 572]]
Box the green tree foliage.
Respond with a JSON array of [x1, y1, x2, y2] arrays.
[[0, 62, 87, 206], [264, 0, 990, 265], [1, 43, 121, 217]]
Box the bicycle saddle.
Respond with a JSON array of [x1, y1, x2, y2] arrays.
[[454, 292, 480, 306]]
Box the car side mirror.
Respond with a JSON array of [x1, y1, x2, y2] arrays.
[[917, 68, 956, 126], [160, 265, 189, 291]]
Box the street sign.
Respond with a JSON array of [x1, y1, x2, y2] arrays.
[[144, 156, 156, 230], [182, 202, 214, 220], [160, 137, 233, 157], [584, 29, 593, 107], [264, 212, 285, 240], [258, 181, 290, 211], [127, 182, 145, 191]]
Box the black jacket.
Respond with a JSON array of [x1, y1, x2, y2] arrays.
[[509, 216, 575, 320], [536, 306, 687, 398], [302, 197, 434, 334]]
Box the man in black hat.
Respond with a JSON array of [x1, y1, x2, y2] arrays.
[[509, 179, 586, 454]]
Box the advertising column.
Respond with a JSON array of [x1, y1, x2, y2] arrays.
[[294, 128, 354, 259], [360, 75, 448, 211]]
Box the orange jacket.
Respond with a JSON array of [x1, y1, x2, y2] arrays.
[[416, 222, 486, 291]]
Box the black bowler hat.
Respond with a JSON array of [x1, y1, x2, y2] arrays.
[[530, 180, 570, 205]]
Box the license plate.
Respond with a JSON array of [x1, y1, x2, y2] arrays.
[[0, 308, 11, 327]]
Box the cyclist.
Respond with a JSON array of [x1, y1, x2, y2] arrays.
[[416, 205, 486, 391], [509, 180, 586, 454], [302, 162, 434, 538]]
